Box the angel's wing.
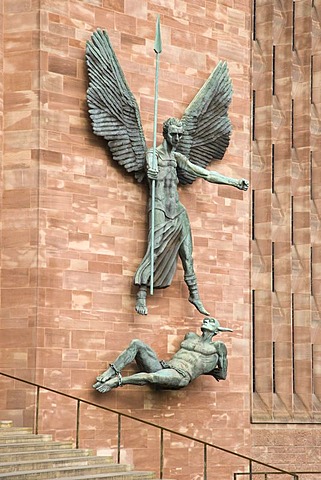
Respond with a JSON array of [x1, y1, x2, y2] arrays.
[[176, 61, 233, 185], [86, 29, 146, 182]]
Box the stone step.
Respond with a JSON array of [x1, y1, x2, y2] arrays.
[[0, 433, 52, 444], [0, 427, 33, 435], [0, 441, 74, 452], [0, 448, 95, 462], [0, 454, 114, 473], [0, 420, 14, 428], [0, 463, 156, 479], [42, 473, 156, 480], [0, 423, 160, 479]]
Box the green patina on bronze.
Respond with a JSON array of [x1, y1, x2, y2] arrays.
[[150, 15, 163, 295], [93, 317, 233, 392], [85, 25, 249, 317]]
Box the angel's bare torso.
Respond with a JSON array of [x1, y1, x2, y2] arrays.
[[152, 152, 181, 219], [148, 145, 186, 220]]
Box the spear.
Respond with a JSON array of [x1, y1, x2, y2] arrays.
[[150, 15, 162, 295]]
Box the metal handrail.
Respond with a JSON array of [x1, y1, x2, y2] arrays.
[[0, 371, 299, 480], [236, 473, 321, 478]]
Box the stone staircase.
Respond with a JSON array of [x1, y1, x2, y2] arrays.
[[0, 421, 162, 479]]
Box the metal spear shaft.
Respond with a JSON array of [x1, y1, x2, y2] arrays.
[[150, 15, 162, 295]]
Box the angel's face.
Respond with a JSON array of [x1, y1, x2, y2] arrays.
[[165, 125, 184, 148]]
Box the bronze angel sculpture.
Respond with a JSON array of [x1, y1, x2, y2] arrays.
[[86, 29, 249, 316]]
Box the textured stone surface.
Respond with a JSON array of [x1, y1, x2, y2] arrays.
[[252, 0, 321, 424], [251, 0, 321, 473], [0, 1, 251, 478], [1, 0, 320, 478]]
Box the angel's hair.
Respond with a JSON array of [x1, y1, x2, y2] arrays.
[[163, 117, 183, 137]]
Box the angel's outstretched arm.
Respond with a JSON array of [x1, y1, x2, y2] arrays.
[[177, 154, 249, 191]]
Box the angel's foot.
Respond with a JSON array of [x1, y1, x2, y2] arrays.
[[135, 286, 148, 315], [188, 294, 210, 316], [135, 299, 148, 315]]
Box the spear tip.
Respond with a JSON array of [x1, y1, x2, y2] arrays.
[[154, 15, 162, 54]]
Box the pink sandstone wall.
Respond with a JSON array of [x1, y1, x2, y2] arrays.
[[0, 1, 252, 478], [4, 0, 321, 478], [251, 0, 321, 475], [0, 0, 39, 426]]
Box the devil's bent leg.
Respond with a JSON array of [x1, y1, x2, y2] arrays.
[[94, 340, 162, 385]]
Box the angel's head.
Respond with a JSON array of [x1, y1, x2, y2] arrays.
[[163, 118, 184, 148]]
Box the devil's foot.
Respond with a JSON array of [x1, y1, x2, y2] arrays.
[[96, 383, 113, 393], [95, 368, 116, 384], [95, 377, 119, 393], [93, 381, 103, 389], [188, 295, 210, 316]]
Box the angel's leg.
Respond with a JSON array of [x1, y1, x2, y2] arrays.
[[134, 210, 167, 315], [179, 217, 210, 316]]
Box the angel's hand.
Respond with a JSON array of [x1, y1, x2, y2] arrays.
[[147, 168, 158, 180], [237, 179, 249, 191]]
